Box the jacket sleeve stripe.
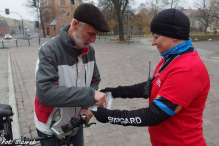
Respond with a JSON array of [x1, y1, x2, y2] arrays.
[[153, 98, 176, 116]]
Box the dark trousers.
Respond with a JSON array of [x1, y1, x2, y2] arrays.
[[36, 128, 84, 146]]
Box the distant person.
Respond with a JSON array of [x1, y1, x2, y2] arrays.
[[34, 3, 110, 146], [92, 9, 210, 146]]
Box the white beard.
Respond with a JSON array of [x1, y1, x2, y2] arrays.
[[72, 27, 91, 48]]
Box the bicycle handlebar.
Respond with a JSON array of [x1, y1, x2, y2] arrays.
[[51, 114, 96, 139], [1, 114, 96, 145]]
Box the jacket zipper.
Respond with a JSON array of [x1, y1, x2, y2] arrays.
[[75, 59, 79, 118]]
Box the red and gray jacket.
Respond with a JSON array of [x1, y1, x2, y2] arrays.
[[34, 25, 100, 135]]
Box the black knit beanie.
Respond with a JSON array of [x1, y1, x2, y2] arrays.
[[150, 9, 190, 40]]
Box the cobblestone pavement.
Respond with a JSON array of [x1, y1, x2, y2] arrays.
[[6, 38, 219, 145]]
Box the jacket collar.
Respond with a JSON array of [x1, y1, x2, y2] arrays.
[[160, 38, 193, 60], [59, 25, 89, 58]]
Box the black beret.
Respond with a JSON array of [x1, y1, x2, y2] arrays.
[[74, 3, 110, 32], [150, 9, 190, 40]]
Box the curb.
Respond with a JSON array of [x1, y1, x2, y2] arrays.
[[8, 49, 21, 139]]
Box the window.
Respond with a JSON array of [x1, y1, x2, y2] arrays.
[[61, 0, 65, 5], [54, 26, 56, 30], [45, 11, 49, 23], [44, 0, 48, 6]]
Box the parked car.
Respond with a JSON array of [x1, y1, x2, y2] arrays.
[[5, 34, 12, 40]]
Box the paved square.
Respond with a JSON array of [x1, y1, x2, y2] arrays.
[[8, 38, 219, 145]]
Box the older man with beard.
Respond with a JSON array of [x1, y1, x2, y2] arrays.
[[34, 3, 110, 146]]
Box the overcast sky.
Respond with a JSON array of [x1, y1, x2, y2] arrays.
[[0, 0, 36, 21], [0, 0, 194, 22]]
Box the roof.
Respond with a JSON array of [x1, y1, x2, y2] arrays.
[[0, 20, 6, 26], [50, 18, 56, 25]]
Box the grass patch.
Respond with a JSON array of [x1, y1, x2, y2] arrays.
[[110, 38, 119, 41], [110, 38, 134, 43], [190, 34, 219, 42], [16, 38, 32, 40], [0, 47, 9, 49], [116, 40, 134, 44]]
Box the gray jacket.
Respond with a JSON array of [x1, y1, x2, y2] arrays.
[[34, 25, 100, 135]]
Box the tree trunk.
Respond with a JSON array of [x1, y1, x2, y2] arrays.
[[205, 22, 208, 34], [114, 25, 119, 35], [118, 15, 124, 41], [112, 0, 128, 42], [40, 11, 46, 37]]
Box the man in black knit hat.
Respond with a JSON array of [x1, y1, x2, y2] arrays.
[[34, 3, 109, 146], [92, 9, 210, 146]]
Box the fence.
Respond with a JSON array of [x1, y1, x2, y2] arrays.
[[0, 35, 114, 48], [0, 37, 52, 48]]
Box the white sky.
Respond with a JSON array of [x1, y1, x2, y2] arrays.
[[0, 0, 36, 21], [0, 0, 195, 22], [92, 0, 195, 8]]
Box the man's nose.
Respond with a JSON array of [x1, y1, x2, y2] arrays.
[[90, 35, 96, 43]]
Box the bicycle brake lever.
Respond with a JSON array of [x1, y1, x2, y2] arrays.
[[80, 114, 96, 127], [86, 122, 96, 127]]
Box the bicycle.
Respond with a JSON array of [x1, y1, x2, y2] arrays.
[[0, 104, 96, 146]]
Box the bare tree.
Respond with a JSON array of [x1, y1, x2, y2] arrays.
[[194, 0, 217, 33], [133, 3, 151, 36], [110, 0, 129, 41], [145, 0, 163, 19], [98, 0, 134, 40], [161, 0, 186, 9], [98, 0, 118, 35], [25, 0, 55, 37], [209, 0, 219, 28]]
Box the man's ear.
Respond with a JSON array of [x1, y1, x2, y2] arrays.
[[72, 19, 79, 31], [173, 39, 178, 42]]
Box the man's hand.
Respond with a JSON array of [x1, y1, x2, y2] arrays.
[[79, 108, 93, 123], [94, 90, 108, 108]]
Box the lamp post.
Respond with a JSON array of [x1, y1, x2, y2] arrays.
[[127, 0, 129, 44]]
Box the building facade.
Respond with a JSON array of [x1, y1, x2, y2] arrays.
[[0, 20, 10, 37], [180, 8, 205, 32], [0, 15, 36, 36], [40, 0, 82, 37]]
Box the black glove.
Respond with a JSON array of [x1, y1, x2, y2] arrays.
[[100, 87, 120, 98], [92, 107, 110, 123]]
